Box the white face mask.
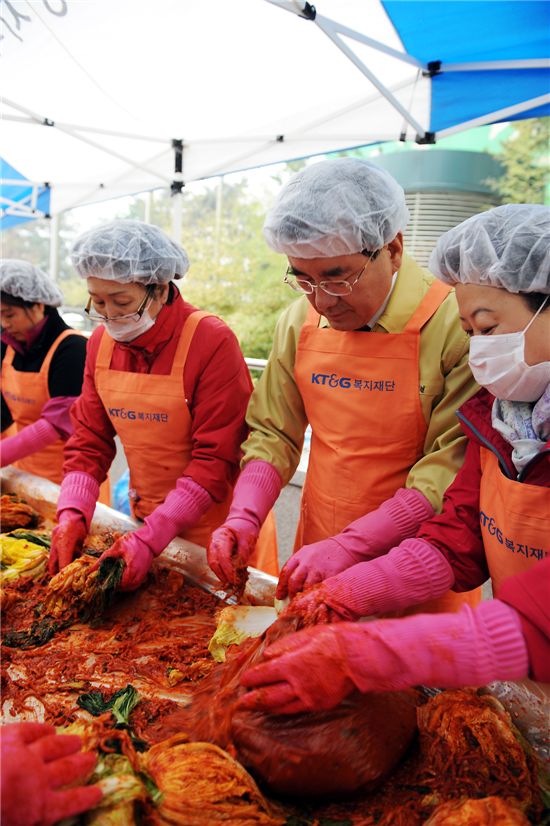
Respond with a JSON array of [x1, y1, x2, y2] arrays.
[[105, 307, 156, 343], [468, 297, 550, 402]]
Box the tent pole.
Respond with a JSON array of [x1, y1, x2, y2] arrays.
[[171, 192, 182, 243], [49, 213, 60, 282], [438, 93, 550, 138], [170, 139, 184, 242], [264, 0, 424, 69], [3, 99, 172, 184], [314, 16, 426, 139]]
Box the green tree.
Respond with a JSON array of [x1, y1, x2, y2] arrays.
[[489, 118, 550, 204], [1, 213, 89, 307], [2, 164, 303, 356], [1, 218, 51, 267], [119, 175, 296, 358]]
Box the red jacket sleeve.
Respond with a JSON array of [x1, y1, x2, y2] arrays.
[[62, 329, 117, 484], [184, 317, 252, 502], [499, 560, 550, 682], [417, 439, 490, 591]]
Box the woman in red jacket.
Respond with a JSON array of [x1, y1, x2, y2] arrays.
[[239, 204, 550, 715], [48, 219, 277, 588]]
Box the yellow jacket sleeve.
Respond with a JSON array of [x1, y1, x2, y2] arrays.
[[242, 298, 309, 484]]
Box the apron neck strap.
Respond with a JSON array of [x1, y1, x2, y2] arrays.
[[403, 281, 451, 334], [171, 310, 212, 376], [96, 328, 114, 369], [304, 282, 451, 334], [2, 345, 16, 367]]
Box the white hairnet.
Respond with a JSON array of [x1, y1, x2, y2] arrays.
[[429, 204, 550, 294], [0, 259, 64, 307], [263, 158, 409, 258], [71, 220, 190, 284]]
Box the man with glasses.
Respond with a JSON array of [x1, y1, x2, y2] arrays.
[[208, 158, 480, 616]]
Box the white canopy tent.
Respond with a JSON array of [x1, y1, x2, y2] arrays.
[[1, 0, 548, 220]]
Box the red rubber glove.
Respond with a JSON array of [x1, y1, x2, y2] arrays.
[[238, 600, 528, 715], [207, 461, 282, 587], [48, 510, 88, 575], [277, 487, 434, 599], [0, 721, 102, 826], [285, 539, 454, 624]]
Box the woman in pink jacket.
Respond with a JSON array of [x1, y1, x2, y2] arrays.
[[239, 204, 550, 715]]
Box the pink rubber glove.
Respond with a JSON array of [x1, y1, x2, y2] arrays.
[[94, 476, 212, 591], [49, 472, 100, 575], [286, 539, 454, 623], [0, 721, 102, 826], [207, 460, 282, 586], [277, 487, 434, 598], [56, 471, 100, 529], [239, 600, 528, 715], [48, 511, 88, 575], [0, 419, 59, 468]]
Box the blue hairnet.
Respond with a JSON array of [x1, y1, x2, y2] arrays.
[[71, 220, 189, 284]]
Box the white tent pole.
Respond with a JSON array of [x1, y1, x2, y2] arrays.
[[51, 126, 171, 184], [49, 213, 60, 282], [29, 184, 39, 211], [171, 192, 182, 243], [190, 140, 275, 181], [442, 59, 550, 72], [3, 99, 172, 184], [264, 0, 424, 69], [315, 16, 426, 138], [265, 0, 427, 137], [321, 20, 423, 69], [0, 195, 47, 219], [437, 93, 550, 138], [1, 112, 169, 143], [60, 146, 173, 213]]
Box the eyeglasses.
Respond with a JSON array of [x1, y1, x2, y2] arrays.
[[84, 286, 154, 323], [283, 250, 380, 297]]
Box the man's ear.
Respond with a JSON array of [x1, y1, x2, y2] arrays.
[[387, 232, 403, 272]]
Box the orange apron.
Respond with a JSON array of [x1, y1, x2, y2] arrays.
[[479, 446, 550, 697], [94, 312, 278, 573], [1, 331, 111, 503], [294, 282, 480, 613], [2, 331, 77, 484], [479, 448, 549, 596]]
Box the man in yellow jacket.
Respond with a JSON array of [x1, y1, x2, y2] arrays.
[[208, 158, 479, 613]]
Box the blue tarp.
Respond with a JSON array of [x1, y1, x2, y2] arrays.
[[0, 157, 51, 231], [383, 0, 550, 131]]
